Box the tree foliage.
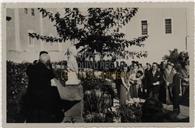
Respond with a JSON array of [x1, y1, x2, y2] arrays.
[[28, 8, 148, 59], [163, 49, 189, 67]]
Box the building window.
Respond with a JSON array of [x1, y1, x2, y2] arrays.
[[141, 20, 148, 35], [165, 18, 172, 34]]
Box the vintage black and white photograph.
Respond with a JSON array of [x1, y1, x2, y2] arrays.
[[3, 2, 194, 126]]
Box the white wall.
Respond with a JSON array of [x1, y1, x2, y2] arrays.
[[122, 8, 188, 63], [6, 8, 67, 63]]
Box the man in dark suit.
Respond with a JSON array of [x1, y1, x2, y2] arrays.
[[172, 66, 181, 114], [143, 63, 151, 98], [147, 62, 162, 100], [23, 51, 63, 122]]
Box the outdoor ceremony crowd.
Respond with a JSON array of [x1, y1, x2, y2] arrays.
[[6, 50, 189, 123], [110, 60, 189, 112]]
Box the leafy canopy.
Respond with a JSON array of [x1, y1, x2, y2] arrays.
[[28, 8, 148, 59]]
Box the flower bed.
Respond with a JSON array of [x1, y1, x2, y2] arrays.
[[82, 78, 115, 122], [81, 76, 144, 122]]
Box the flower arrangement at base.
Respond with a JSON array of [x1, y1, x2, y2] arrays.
[[82, 77, 116, 122], [120, 99, 143, 122]]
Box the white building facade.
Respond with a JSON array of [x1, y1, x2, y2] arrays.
[[6, 8, 190, 63]]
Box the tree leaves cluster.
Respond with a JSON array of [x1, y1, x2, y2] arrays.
[[163, 49, 189, 67], [28, 32, 64, 42], [29, 8, 148, 60], [122, 50, 148, 59]]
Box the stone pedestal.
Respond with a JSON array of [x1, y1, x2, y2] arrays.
[[63, 99, 83, 123], [54, 78, 83, 122], [62, 86, 84, 123]]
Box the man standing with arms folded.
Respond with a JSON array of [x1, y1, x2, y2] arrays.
[[147, 62, 162, 100]]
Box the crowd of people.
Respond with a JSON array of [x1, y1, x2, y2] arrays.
[[6, 50, 189, 122], [112, 60, 189, 114]]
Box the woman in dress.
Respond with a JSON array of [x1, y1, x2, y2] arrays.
[[119, 65, 131, 105], [129, 70, 143, 100]]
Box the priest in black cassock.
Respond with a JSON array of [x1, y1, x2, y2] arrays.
[[23, 51, 63, 123]]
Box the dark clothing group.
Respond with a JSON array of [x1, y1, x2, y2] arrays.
[[141, 67, 188, 113], [116, 62, 189, 114]]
